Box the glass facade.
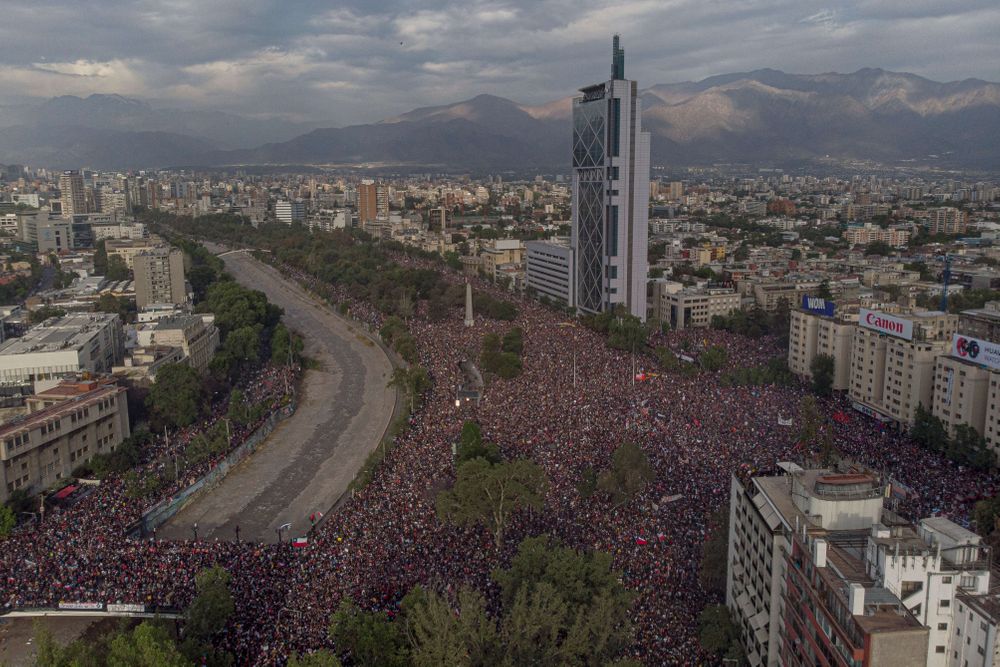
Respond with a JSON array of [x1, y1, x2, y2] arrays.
[[573, 96, 609, 314], [572, 99, 606, 169]]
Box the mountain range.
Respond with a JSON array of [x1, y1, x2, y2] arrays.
[[1, 68, 999, 171]]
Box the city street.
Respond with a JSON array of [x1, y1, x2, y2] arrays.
[[159, 251, 397, 543]]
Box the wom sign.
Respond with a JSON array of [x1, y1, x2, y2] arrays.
[[859, 309, 913, 341]]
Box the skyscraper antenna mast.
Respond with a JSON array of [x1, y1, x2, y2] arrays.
[[612, 34, 625, 79]]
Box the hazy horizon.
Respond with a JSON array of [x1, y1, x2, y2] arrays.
[[1, 0, 998, 125]]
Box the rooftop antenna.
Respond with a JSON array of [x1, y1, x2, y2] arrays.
[[612, 35, 625, 80]]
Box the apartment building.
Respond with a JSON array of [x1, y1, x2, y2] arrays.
[[650, 280, 741, 329], [925, 207, 968, 235], [933, 333, 1000, 453], [729, 465, 994, 667], [787, 300, 857, 391], [135, 315, 219, 373], [480, 239, 524, 281], [525, 240, 574, 308], [133, 247, 187, 309], [0, 313, 125, 387], [960, 302, 1000, 342], [358, 180, 389, 223], [849, 309, 957, 426], [275, 199, 305, 224], [105, 238, 156, 270], [843, 223, 911, 248], [0, 381, 130, 503]]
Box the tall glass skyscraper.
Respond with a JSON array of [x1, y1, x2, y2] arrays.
[[571, 36, 650, 320]]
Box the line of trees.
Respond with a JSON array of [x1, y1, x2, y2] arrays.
[[911, 404, 994, 471], [299, 533, 639, 666]]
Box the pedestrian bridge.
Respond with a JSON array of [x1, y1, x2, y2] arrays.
[[216, 247, 269, 257], [2, 605, 183, 620]]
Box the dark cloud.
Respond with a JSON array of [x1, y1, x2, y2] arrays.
[[0, 0, 997, 125]]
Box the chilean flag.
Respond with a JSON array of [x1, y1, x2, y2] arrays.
[[291, 537, 309, 548], [635, 536, 648, 546]]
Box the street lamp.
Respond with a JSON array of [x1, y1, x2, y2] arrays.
[[235, 525, 241, 542], [192, 522, 199, 542]]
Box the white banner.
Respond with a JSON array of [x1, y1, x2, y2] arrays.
[[859, 308, 913, 340], [107, 603, 146, 613], [58, 601, 103, 611], [952, 334, 1000, 372]]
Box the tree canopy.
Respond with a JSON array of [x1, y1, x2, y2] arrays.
[[437, 458, 546, 547]]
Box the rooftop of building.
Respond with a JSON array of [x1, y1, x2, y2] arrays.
[[0, 383, 123, 438], [0, 313, 119, 356], [958, 592, 1000, 623]]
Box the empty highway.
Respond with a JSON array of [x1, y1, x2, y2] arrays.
[[159, 251, 396, 543]]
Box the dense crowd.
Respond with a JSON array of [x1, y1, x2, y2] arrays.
[[0, 364, 298, 660], [2, 253, 998, 665]]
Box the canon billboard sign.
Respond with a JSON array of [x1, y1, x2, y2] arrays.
[[952, 334, 1000, 372], [859, 308, 913, 340]]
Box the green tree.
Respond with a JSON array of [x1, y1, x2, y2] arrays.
[[329, 600, 409, 667], [502, 327, 524, 355], [576, 466, 598, 499], [106, 254, 130, 281], [288, 651, 342, 667], [437, 458, 547, 547], [597, 442, 654, 507], [403, 586, 496, 667], [698, 604, 744, 664], [29, 305, 66, 324], [817, 279, 833, 300], [456, 419, 501, 464], [387, 366, 432, 413], [493, 535, 634, 664], [699, 508, 729, 595], [185, 566, 234, 642], [108, 622, 188, 667], [864, 240, 892, 256], [799, 395, 821, 450], [607, 312, 647, 352], [227, 388, 248, 425], [974, 496, 1000, 541], [810, 354, 836, 397], [270, 323, 302, 365], [911, 403, 949, 454], [0, 502, 14, 538], [187, 265, 219, 304], [93, 240, 109, 275], [699, 346, 729, 372], [146, 363, 205, 429]]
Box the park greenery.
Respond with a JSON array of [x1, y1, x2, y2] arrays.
[[322, 534, 637, 666], [711, 300, 790, 344], [597, 442, 655, 507], [456, 420, 501, 465], [911, 405, 994, 471], [480, 329, 524, 379], [437, 454, 547, 548], [810, 354, 836, 397], [721, 357, 797, 388]]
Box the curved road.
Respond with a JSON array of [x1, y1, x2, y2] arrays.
[[159, 251, 396, 543]]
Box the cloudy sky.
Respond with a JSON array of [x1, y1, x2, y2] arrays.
[[1, 0, 998, 126]]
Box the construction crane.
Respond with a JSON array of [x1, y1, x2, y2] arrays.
[[939, 254, 953, 312]]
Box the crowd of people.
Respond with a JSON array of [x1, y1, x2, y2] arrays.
[[0, 364, 298, 660], [2, 249, 998, 665]]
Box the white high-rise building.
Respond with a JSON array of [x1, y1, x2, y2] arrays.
[[570, 35, 650, 321]]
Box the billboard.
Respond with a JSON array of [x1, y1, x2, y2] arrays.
[[859, 309, 913, 340], [801, 294, 835, 317], [952, 334, 1000, 371]]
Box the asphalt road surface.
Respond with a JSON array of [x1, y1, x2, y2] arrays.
[[159, 251, 396, 543]]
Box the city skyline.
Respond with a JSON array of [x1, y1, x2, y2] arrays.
[[0, 1, 998, 124]]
